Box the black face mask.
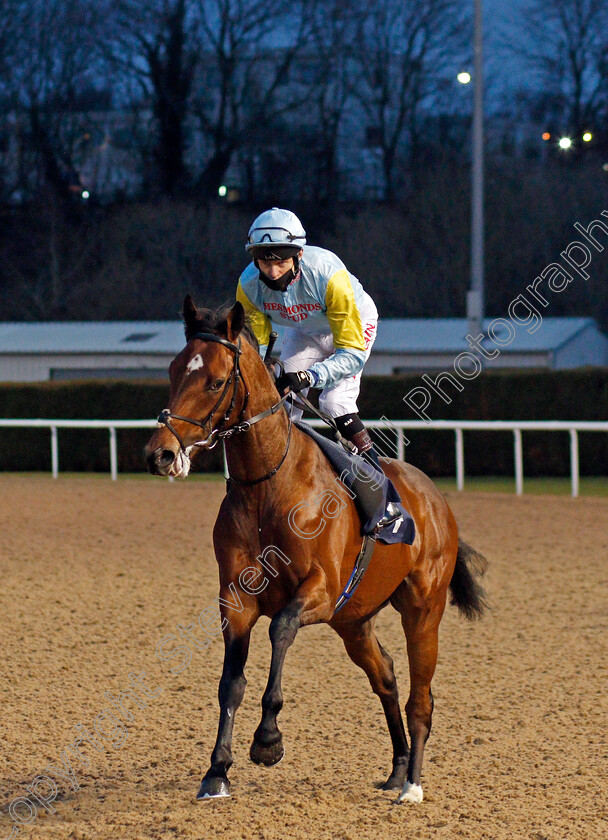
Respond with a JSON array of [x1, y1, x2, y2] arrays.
[[256, 257, 300, 293]]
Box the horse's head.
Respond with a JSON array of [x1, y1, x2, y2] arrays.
[[145, 295, 253, 478]]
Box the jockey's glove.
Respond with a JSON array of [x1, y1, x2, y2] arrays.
[[275, 369, 317, 394]]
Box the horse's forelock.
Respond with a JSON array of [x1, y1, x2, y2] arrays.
[[184, 302, 258, 350]]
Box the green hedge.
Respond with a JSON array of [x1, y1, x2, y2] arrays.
[[1, 369, 607, 475], [0, 380, 224, 473], [358, 368, 608, 477]]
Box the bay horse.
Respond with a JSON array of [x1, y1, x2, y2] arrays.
[[144, 296, 487, 805]]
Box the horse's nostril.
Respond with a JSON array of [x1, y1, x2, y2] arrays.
[[157, 449, 176, 468], [145, 446, 176, 475]]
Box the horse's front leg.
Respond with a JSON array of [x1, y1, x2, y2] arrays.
[[250, 568, 333, 767], [197, 630, 251, 800]]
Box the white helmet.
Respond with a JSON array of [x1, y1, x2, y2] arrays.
[[246, 207, 306, 259]]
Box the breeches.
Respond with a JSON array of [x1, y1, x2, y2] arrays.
[[281, 320, 377, 420]]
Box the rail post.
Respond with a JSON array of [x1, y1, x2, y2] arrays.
[[569, 429, 579, 498], [109, 426, 118, 481], [397, 427, 405, 461], [514, 428, 523, 495], [455, 428, 465, 491], [51, 426, 58, 479]]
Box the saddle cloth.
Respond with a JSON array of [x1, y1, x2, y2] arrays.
[[295, 421, 415, 546]]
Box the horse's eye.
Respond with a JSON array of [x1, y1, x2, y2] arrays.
[[210, 378, 225, 391]]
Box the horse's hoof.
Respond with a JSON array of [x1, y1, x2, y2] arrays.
[[196, 776, 231, 800], [381, 759, 408, 790], [396, 781, 424, 804], [249, 738, 285, 767], [382, 771, 407, 790]]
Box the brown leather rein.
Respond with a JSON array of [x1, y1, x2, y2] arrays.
[[156, 332, 292, 486]]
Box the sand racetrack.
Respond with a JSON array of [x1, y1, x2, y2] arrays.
[[1, 474, 607, 840]]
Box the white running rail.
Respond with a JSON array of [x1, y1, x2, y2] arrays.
[[0, 418, 606, 497]]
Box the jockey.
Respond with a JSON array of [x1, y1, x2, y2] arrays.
[[236, 208, 400, 522]]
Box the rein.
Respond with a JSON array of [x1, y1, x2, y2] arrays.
[[157, 332, 292, 486], [291, 392, 356, 453]]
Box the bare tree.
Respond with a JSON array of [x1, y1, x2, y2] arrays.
[[354, 0, 468, 203], [0, 1, 19, 87], [290, 0, 370, 205], [0, 1, 21, 199], [102, 0, 199, 195], [236, 0, 369, 206], [2, 0, 107, 202], [508, 0, 608, 139], [191, 0, 311, 196]]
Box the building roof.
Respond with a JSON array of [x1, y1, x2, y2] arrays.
[[0, 322, 185, 354], [373, 317, 600, 353], [0, 317, 603, 355]]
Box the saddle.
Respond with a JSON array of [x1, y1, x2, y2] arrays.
[[295, 421, 415, 547]]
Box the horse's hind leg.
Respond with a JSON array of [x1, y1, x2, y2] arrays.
[[392, 577, 448, 804], [337, 621, 409, 790]]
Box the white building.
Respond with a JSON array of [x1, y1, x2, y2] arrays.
[[366, 317, 608, 374], [0, 317, 606, 383], [0, 322, 182, 382]]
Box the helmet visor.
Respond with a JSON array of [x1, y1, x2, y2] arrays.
[[247, 244, 302, 261]]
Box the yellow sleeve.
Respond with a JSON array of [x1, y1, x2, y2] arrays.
[[325, 270, 366, 351], [236, 280, 272, 348]]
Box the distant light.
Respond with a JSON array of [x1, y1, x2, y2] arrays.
[[558, 136, 572, 149], [218, 185, 227, 197], [582, 132, 592, 142], [81, 190, 90, 199], [542, 132, 551, 141], [457, 72, 471, 84], [603, 163, 608, 171]]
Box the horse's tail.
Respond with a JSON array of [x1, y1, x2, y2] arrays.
[[449, 539, 489, 620]]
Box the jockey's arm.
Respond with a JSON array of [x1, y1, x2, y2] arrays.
[[308, 270, 367, 389], [236, 280, 272, 357]]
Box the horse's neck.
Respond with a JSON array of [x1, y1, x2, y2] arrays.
[[224, 347, 291, 482]]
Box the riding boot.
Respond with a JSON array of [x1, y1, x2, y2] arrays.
[[336, 420, 382, 469], [358, 442, 383, 473], [338, 420, 402, 529], [348, 429, 390, 478]]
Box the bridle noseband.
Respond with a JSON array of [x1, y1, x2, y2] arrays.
[[156, 332, 292, 486], [158, 333, 245, 452]]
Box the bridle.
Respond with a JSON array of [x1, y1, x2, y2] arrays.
[[156, 332, 292, 486]]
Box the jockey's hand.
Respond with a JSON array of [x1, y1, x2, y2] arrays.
[[275, 369, 317, 395]]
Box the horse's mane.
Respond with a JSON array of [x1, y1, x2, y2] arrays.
[[184, 301, 259, 350]]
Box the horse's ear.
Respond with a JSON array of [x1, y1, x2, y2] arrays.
[[217, 301, 245, 342], [182, 294, 198, 334]]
